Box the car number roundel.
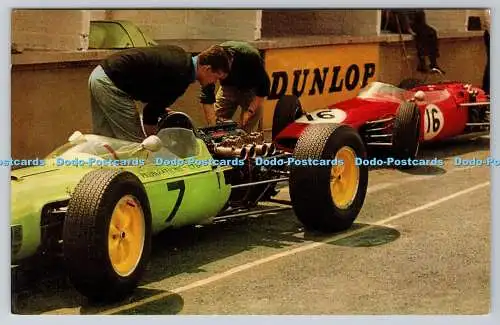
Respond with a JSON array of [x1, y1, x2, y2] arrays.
[[296, 109, 347, 124], [423, 104, 444, 140]]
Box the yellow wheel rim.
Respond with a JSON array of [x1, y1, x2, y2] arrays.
[[108, 195, 145, 277], [330, 146, 360, 209]]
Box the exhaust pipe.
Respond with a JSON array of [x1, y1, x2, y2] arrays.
[[242, 145, 257, 159], [251, 144, 269, 156], [214, 146, 253, 160], [265, 143, 276, 156]]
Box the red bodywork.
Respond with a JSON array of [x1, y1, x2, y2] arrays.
[[274, 81, 489, 151]]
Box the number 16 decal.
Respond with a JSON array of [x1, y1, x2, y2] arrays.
[[424, 104, 444, 140], [165, 180, 185, 223]]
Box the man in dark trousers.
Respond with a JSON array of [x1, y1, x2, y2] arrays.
[[482, 22, 490, 95], [88, 45, 232, 142], [387, 9, 444, 73], [200, 41, 271, 132]]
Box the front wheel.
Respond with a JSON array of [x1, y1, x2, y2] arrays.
[[289, 124, 369, 232], [392, 101, 421, 165], [63, 169, 152, 302]]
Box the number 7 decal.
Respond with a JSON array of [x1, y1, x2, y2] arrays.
[[165, 180, 185, 223]]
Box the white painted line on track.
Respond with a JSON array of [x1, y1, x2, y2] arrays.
[[90, 181, 489, 315]]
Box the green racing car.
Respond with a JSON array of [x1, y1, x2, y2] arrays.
[[11, 112, 369, 302]]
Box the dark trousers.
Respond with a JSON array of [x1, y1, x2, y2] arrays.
[[413, 24, 440, 67], [482, 30, 490, 94]]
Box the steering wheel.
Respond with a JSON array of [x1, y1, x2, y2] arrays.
[[157, 111, 196, 131]]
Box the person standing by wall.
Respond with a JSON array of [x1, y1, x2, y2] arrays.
[[384, 9, 445, 74], [200, 41, 271, 132]]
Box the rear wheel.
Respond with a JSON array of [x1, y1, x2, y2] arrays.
[[272, 95, 304, 140], [63, 169, 152, 302], [289, 124, 368, 232]]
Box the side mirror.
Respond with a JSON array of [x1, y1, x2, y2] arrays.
[[141, 135, 163, 152]]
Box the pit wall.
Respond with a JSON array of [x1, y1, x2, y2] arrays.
[[11, 32, 487, 159]]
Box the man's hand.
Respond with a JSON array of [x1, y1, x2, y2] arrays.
[[202, 104, 217, 126], [241, 110, 252, 127], [241, 96, 264, 127]]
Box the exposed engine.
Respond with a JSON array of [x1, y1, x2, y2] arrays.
[[198, 122, 288, 209]]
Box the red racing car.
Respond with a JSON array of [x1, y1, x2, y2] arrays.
[[272, 79, 490, 163]]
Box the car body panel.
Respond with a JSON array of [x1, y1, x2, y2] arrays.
[[89, 20, 158, 49], [275, 81, 489, 150], [10, 129, 231, 263]]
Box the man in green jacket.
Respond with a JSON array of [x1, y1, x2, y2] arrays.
[[89, 45, 232, 142], [200, 41, 271, 132]]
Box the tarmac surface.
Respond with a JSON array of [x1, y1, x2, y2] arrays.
[[11, 135, 491, 315]]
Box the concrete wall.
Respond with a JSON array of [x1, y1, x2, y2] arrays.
[[424, 9, 489, 31], [12, 9, 263, 50], [106, 10, 262, 40], [425, 9, 467, 32], [12, 9, 90, 51], [378, 36, 487, 87], [11, 64, 95, 159], [261, 10, 380, 37]]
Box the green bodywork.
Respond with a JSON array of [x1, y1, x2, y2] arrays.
[[89, 20, 158, 49], [11, 129, 232, 263]]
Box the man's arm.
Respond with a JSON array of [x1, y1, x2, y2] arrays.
[[241, 96, 265, 127], [202, 104, 217, 126], [142, 99, 175, 136], [200, 84, 217, 126], [241, 63, 270, 127]]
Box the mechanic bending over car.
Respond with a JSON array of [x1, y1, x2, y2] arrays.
[[200, 41, 271, 132], [88, 45, 232, 142]]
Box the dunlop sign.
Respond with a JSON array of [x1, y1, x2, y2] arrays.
[[268, 63, 376, 100], [261, 44, 380, 130]]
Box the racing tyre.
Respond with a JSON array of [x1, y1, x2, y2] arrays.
[[63, 169, 152, 302], [272, 95, 304, 140], [392, 101, 421, 167], [398, 78, 424, 90], [289, 124, 368, 232]]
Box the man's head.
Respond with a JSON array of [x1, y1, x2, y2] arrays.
[[196, 45, 232, 86]]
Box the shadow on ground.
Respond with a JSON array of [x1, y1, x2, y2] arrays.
[[81, 289, 184, 315], [302, 223, 401, 248], [11, 209, 304, 314], [12, 207, 405, 315]]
